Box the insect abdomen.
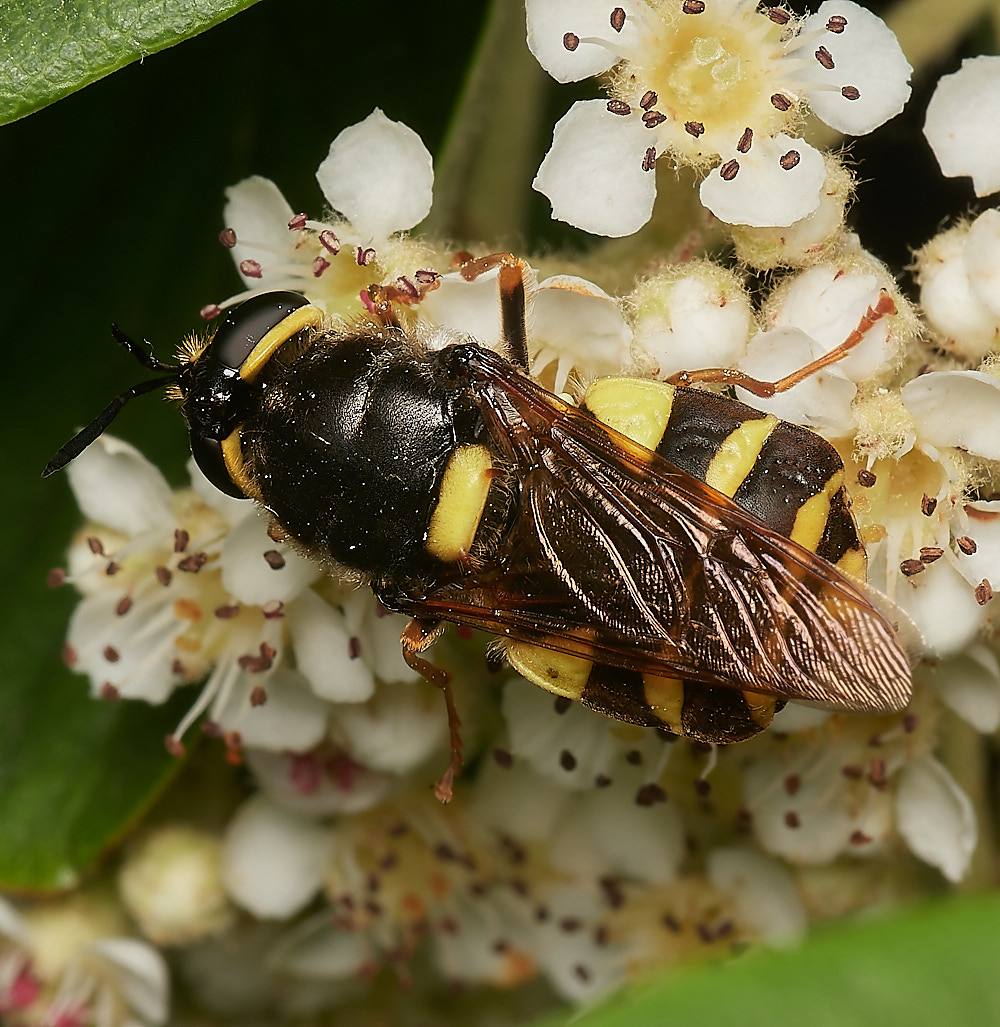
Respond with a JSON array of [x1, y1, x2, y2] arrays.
[[506, 376, 867, 743]]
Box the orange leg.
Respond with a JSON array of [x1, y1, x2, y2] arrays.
[[668, 291, 897, 398], [401, 618, 463, 803]]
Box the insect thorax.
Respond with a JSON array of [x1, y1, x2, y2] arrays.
[[241, 333, 486, 578]]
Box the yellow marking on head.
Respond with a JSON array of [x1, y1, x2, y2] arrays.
[[704, 414, 778, 498], [741, 689, 777, 728], [836, 547, 868, 583], [220, 428, 261, 501], [584, 377, 676, 451], [506, 642, 592, 699], [239, 306, 324, 382], [790, 470, 843, 553], [425, 445, 494, 562], [642, 674, 685, 733]]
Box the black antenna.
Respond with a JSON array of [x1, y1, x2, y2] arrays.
[[42, 325, 180, 478]]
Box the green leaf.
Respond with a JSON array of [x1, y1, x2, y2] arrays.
[[0, 0, 263, 125], [537, 894, 1000, 1026], [0, 656, 192, 894]]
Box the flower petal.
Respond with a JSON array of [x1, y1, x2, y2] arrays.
[[526, 0, 641, 83], [700, 135, 826, 228], [630, 266, 754, 379], [221, 795, 331, 918], [216, 667, 330, 752], [219, 510, 321, 605], [316, 109, 433, 240], [533, 275, 632, 390], [707, 848, 805, 944], [893, 559, 986, 659], [286, 589, 376, 702], [895, 755, 976, 882], [924, 56, 1000, 197], [89, 937, 170, 1024], [66, 435, 174, 536], [964, 208, 1000, 319], [533, 100, 655, 237], [917, 645, 1000, 733], [798, 1, 911, 135], [901, 370, 1000, 459], [222, 175, 297, 288], [736, 326, 856, 430]]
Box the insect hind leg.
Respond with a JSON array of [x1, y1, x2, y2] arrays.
[[400, 617, 463, 803], [668, 290, 897, 398], [458, 252, 531, 371]]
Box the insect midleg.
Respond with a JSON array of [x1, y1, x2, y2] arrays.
[[400, 617, 463, 803], [459, 252, 531, 370], [667, 290, 897, 398]]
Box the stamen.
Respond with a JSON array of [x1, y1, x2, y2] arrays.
[[642, 147, 657, 171], [287, 212, 308, 231], [682, 0, 706, 12], [218, 228, 237, 248], [607, 99, 631, 115], [239, 259, 263, 279], [841, 85, 861, 100], [720, 159, 740, 180], [563, 31, 580, 51], [737, 127, 753, 153], [779, 149, 801, 170], [857, 468, 876, 487], [640, 90, 657, 109], [921, 494, 938, 516], [312, 256, 330, 277], [826, 14, 847, 32], [771, 93, 792, 111], [685, 121, 705, 137], [610, 7, 626, 31], [767, 6, 790, 23], [815, 45, 835, 69], [319, 229, 341, 254], [642, 110, 666, 127], [956, 535, 978, 555], [975, 580, 994, 605]]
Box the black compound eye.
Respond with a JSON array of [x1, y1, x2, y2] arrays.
[[190, 436, 247, 499], [210, 291, 311, 371]]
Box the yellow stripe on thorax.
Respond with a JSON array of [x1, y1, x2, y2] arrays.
[[583, 378, 676, 450], [425, 445, 494, 562], [705, 414, 778, 498], [240, 306, 324, 382]]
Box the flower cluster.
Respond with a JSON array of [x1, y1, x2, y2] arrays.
[[25, 8, 1000, 1025]]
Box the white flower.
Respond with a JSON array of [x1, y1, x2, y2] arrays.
[[420, 265, 632, 390], [221, 795, 334, 919], [215, 109, 437, 320], [628, 261, 755, 379], [895, 755, 977, 883], [924, 55, 1000, 197], [119, 826, 236, 947], [58, 437, 409, 758], [527, 0, 911, 233], [0, 893, 169, 1026], [913, 214, 1000, 361]]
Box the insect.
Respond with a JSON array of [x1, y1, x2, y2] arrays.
[[46, 254, 912, 800]]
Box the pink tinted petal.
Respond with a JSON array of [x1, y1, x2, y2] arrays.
[[533, 100, 655, 237]]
